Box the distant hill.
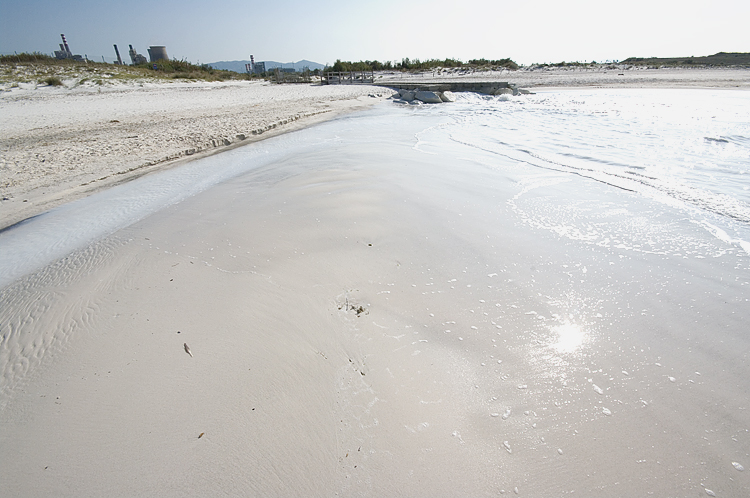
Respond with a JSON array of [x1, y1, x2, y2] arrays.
[[622, 52, 750, 67], [207, 59, 325, 73]]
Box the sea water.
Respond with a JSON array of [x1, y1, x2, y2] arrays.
[[423, 89, 750, 250], [1, 88, 749, 287]]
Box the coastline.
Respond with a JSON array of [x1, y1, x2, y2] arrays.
[[3, 67, 749, 230], [2, 73, 749, 496], [376, 65, 750, 89], [0, 80, 392, 230]]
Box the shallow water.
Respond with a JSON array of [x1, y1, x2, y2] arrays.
[[2, 89, 749, 288], [1, 89, 749, 495], [432, 89, 750, 246]]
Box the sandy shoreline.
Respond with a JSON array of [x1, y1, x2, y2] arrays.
[[2, 67, 749, 230], [2, 69, 750, 496], [0, 80, 392, 230], [378, 65, 750, 89]]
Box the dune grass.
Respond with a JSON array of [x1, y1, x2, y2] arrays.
[[1, 53, 246, 88]]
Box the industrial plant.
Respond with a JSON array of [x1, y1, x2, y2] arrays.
[[53, 34, 84, 61], [51, 33, 169, 66], [246, 55, 265, 75], [127, 45, 147, 65]]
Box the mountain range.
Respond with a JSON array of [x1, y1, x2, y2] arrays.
[[207, 59, 325, 73]]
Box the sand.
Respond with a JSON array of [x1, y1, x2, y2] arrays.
[[377, 65, 750, 90], [2, 68, 750, 496], [3, 66, 749, 230], [0, 79, 392, 230]]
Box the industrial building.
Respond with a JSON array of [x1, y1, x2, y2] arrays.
[[128, 45, 148, 65], [253, 61, 266, 74], [53, 34, 84, 61]]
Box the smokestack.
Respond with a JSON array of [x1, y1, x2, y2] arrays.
[[113, 44, 123, 65], [60, 34, 72, 57]]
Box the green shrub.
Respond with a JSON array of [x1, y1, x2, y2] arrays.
[[43, 76, 63, 86]]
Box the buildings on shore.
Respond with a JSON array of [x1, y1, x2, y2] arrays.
[[52, 34, 168, 66]]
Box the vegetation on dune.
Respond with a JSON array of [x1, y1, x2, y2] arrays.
[[621, 52, 750, 67], [531, 61, 602, 68], [42, 76, 63, 86], [133, 58, 237, 80], [326, 57, 519, 72], [0, 52, 57, 64], [1, 53, 250, 86]]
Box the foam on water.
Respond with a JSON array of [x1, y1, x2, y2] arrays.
[[0, 126, 345, 288], [2, 89, 749, 288], [439, 89, 750, 254]]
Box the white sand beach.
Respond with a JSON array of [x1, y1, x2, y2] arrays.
[[378, 65, 750, 90], [2, 68, 750, 496], [0, 79, 392, 230]]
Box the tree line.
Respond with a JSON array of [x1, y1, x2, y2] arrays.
[[326, 57, 519, 72]]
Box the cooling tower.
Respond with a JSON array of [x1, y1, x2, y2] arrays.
[[147, 46, 168, 62]]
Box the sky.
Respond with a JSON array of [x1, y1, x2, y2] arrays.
[[1, 0, 748, 66]]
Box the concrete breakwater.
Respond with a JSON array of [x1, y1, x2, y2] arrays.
[[378, 81, 533, 103]]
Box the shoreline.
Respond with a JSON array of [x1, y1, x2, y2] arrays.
[[0, 80, 392, 230], [2, 95, 748, 495], [376, 65, 750, 89], [2, 67, 749, 231]]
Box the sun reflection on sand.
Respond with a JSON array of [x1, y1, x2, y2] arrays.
[[552, 322, 587, 353]]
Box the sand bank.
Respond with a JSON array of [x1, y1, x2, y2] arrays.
[[3, 66, 748, 230], [0, 79, 392, 229], [377, 65, 750, 90]]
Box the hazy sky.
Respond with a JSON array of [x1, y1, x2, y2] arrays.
[[1, 0, 747, 65]]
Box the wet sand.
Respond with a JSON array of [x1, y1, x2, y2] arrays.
[[1, 103, 748, 496], [0, 80, 392, 230]]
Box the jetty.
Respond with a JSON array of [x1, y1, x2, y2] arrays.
[[322, 71, 375, 85], [375, 81, 514, 94]]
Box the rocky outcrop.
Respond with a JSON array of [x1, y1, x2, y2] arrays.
[[392, 89, 456, 104]]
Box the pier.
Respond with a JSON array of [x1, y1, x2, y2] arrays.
[[375, 81, 517, 95], [322, 71, 375, 84]]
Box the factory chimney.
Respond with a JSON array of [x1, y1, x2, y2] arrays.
[[113, 45, 123, 65], [60, 34, 72, 57]]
